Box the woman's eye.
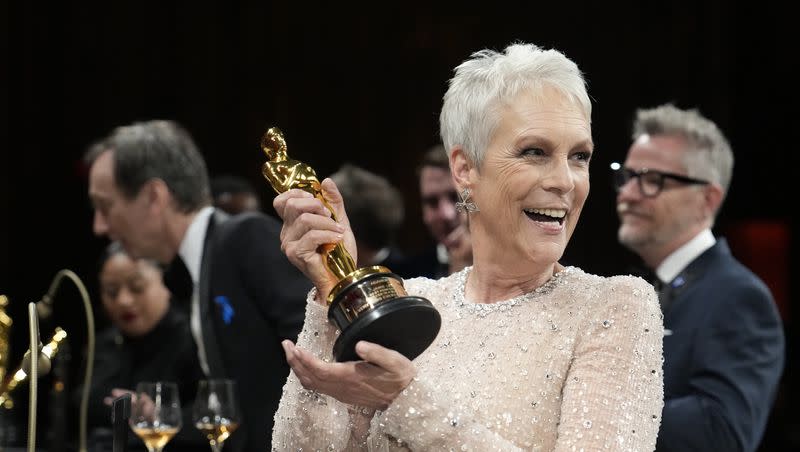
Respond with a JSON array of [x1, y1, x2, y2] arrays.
[[128, 281, 148, 294], [521, 147, 545, 157], [573, 151, 592, 162]]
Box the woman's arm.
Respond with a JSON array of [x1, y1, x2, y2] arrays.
[[374, 376, 527, 450], [377, 276, 663, 451], [271, 178, 418, 448], [554, 275, 664, 451], [271, 291, 360, 450]]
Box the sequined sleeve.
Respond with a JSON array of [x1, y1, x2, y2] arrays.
[[271, 289, 356, 451], [374, 275, 664, 451], [554, 275, 664, 451], [374, 376, 528, 450]]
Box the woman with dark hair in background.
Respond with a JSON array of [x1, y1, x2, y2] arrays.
[[78, 242, 205, 451]]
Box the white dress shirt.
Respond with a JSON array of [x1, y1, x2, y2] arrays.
[[178, 206, 215, 376], [656, 228, 716, 285]]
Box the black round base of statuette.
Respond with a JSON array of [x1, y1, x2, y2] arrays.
[[332, 296, 441, 362]]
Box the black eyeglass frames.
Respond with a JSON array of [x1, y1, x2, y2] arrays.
[[610, 162, 709, 197]]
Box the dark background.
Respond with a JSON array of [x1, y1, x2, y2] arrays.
[[3, 1, 797, 449]]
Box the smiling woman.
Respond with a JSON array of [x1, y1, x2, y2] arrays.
[[270, 42, 664, 451], [460, 85, 593, 273]]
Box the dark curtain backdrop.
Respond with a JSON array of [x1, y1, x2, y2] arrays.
[[3, 1, 797, 449]]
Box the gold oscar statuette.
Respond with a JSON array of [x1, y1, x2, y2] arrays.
[[261, 127, 441, 362]]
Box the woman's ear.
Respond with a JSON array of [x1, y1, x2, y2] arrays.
[[449, 146, 475, 189]]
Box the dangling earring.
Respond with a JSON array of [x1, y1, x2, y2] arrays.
[[455, 188, 479, 213]]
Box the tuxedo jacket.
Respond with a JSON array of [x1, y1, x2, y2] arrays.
[[394, 245, 448, 280], [199, 210, 311, 451], [373, 246, 406, 272], [656, 239, 785, 452]]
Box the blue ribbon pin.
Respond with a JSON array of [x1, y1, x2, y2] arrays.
[[214, 296, 235, 325]]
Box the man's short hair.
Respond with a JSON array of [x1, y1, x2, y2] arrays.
[[85, 120, 211, 213], [416, 144, 450, 176]]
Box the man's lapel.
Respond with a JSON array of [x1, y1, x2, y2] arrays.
[[661, 240, 725, 315], [199, 209, 229, 378]]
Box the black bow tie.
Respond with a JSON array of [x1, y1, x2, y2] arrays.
[[162, 256, 194, 302]]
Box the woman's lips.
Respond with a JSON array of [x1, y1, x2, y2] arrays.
[[121, 312, 137, 323]]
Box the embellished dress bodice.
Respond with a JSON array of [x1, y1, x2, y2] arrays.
[[272, 267, 664, 451]]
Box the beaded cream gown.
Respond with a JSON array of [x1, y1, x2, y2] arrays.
[[272, 267, 664, 451]]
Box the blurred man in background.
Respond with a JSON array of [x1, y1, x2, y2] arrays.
[[613, 104, 784, 452], [85, 120, 310, 451], [397, 144, 471, 279], [211, 174, 261, 215], [330, 164, 406, 269]]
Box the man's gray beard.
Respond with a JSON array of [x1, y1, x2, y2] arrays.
[[618, 228, 650, 253]]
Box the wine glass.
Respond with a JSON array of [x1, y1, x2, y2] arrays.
[[129, 381, 182, 452], [193, 379, 240, 452]]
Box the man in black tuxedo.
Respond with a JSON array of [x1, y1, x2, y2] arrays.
[[85, 120, 311, 451], [613, 104, 785, 452]]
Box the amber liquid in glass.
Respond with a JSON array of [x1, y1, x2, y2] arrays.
[[193, 379, 240, 452], [196, 419, 239, 444], [129, 382, 182, 452], [131, 424, 180, 450]]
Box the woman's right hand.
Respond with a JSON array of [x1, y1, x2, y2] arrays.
[[273, 178, 357, 303]]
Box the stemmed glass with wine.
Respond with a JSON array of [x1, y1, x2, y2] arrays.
[[193, 379, 240, 452], [129, 381, 182, 452]]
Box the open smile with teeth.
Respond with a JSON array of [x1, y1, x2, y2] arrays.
[[524, 208, 566, 225]]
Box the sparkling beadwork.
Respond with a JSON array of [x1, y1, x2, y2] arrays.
[[271, 266, 664, 451]]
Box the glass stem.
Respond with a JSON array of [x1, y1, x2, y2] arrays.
[[210, 441, 222, 452]]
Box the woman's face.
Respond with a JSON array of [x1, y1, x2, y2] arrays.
[[100, 253, 170, 337], [470, 86, 592, 269]]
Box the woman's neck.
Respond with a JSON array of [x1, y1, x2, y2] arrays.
[[465, 254, 562, 304]]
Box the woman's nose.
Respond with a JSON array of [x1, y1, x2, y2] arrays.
[[93, 211, 109, 236]]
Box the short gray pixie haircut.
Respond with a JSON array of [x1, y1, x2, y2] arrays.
[[632, 104, 733, 198], [439, 42, 591, 167]]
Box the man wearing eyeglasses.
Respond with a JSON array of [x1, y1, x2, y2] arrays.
[[612, 104, 784, 452]]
